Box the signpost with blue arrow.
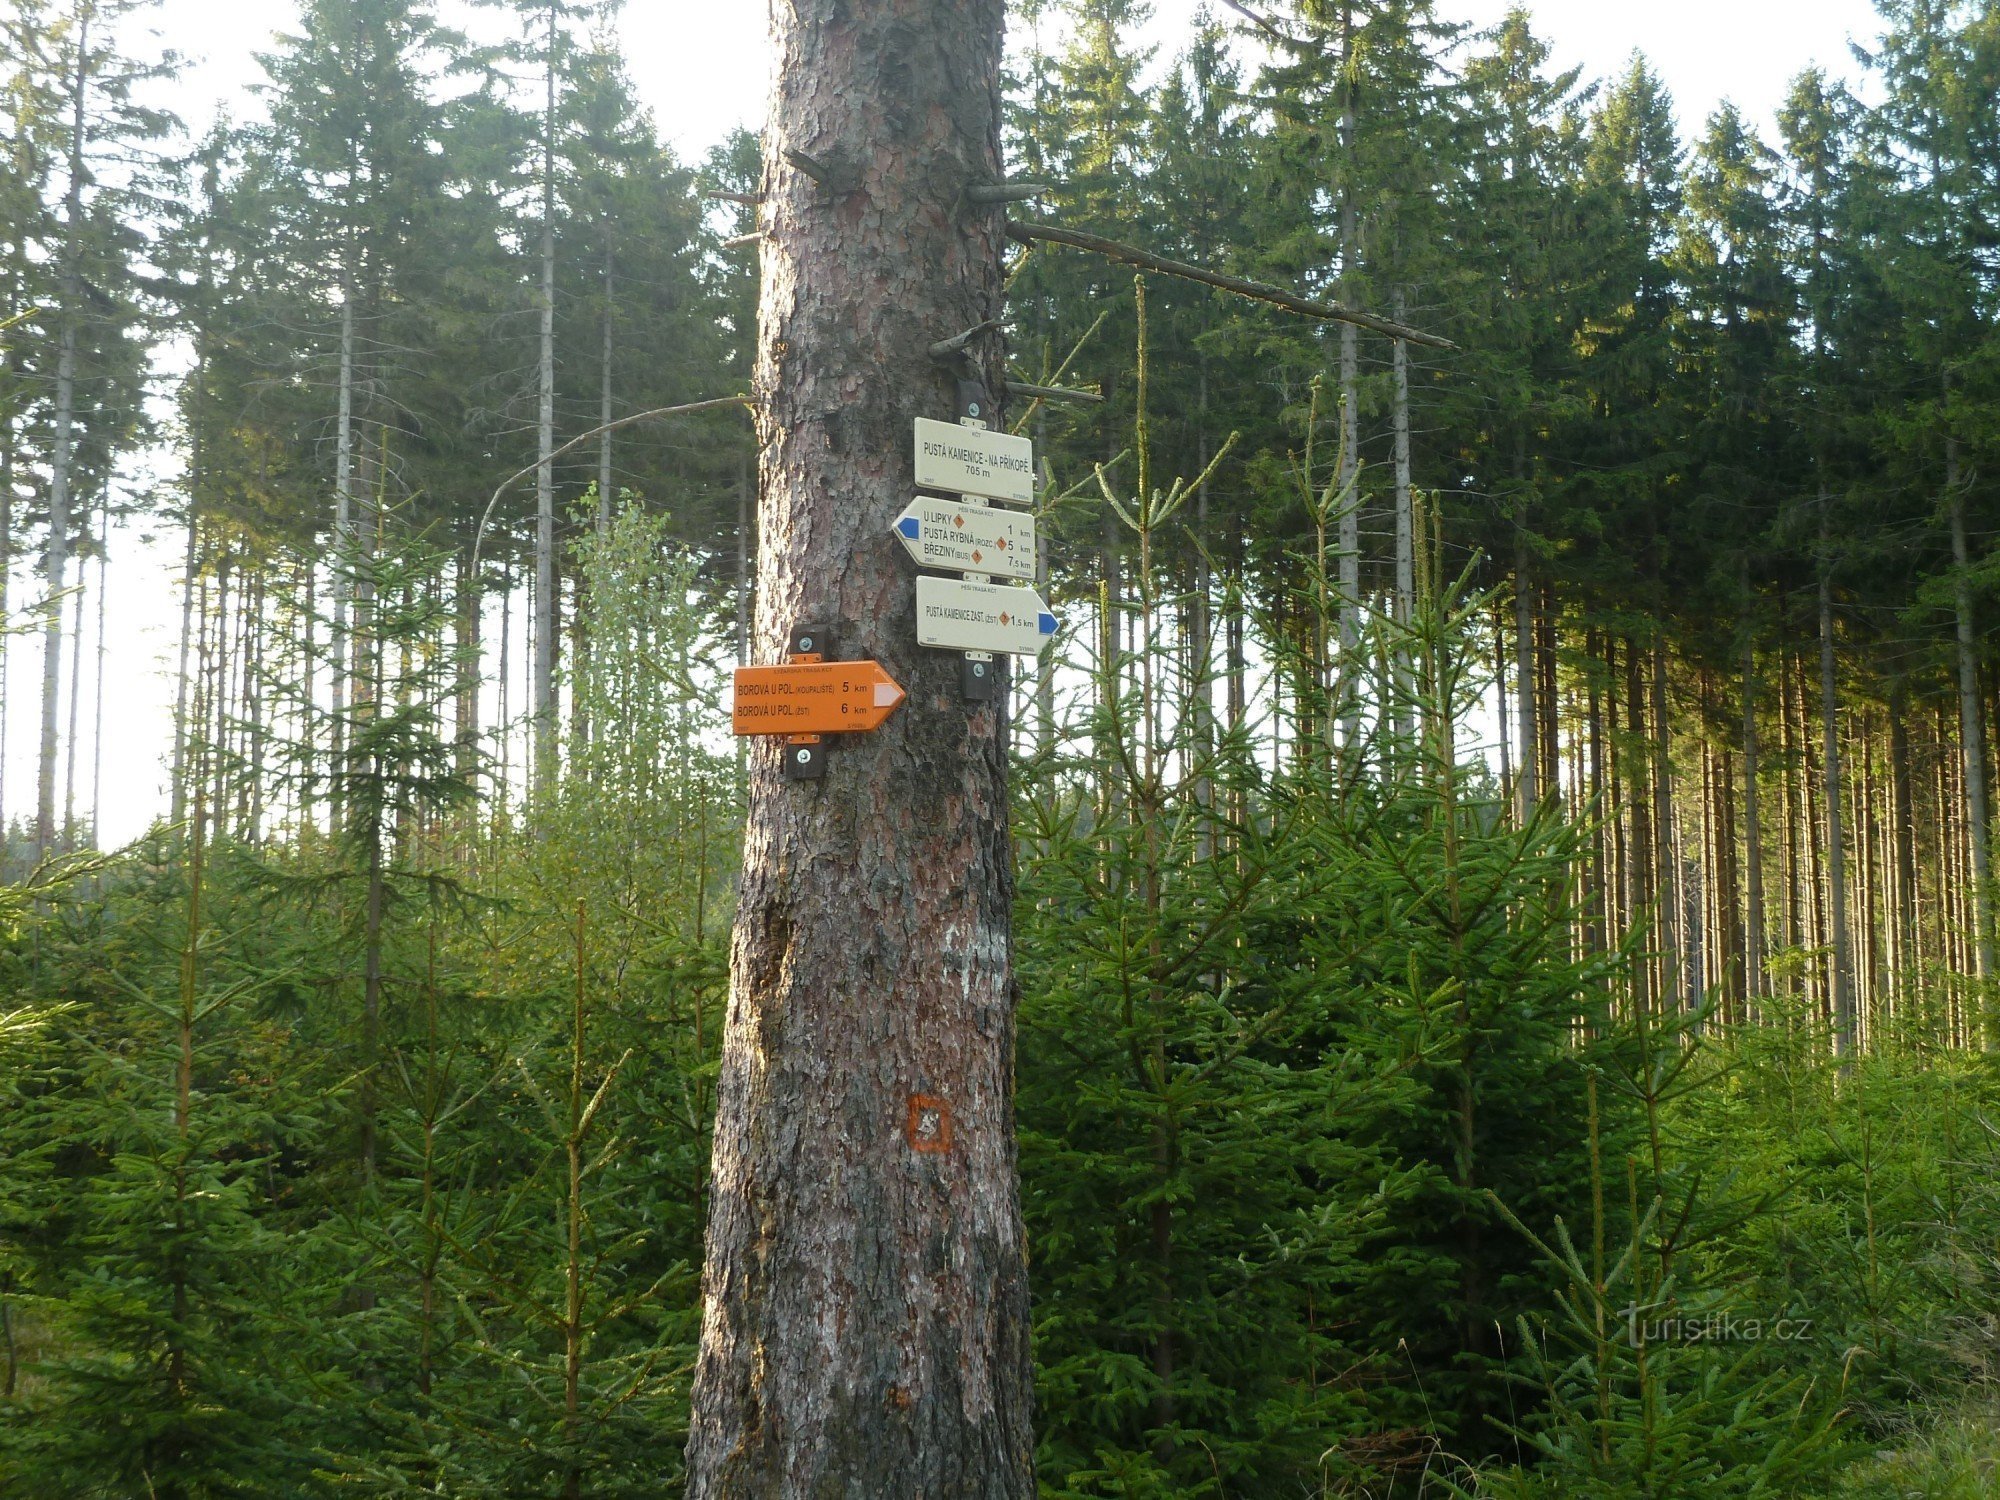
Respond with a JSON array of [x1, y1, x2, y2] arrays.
[[914, 576, 1060, 656], [893, 497, 1037, 583]]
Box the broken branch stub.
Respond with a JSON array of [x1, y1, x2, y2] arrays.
[[966, 182, 1054, 205], [929, 319, 1006, 361]]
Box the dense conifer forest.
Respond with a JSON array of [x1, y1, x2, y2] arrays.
[[5, 0, 2000, 1493]]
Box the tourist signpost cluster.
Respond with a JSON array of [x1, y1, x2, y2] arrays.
[[732, 386, 1058, 762]]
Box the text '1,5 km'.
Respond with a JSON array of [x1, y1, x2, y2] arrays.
[[916, 576, 1059, 657]]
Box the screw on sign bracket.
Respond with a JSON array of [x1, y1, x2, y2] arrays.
[[784, 622, 829, 782]]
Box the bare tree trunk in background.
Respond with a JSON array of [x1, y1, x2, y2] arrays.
[[1651, 643, 1680, 1012], [1819, 498, 1855, 1057], [532, 1, 559, 789], [170, 516, 198, 830], [1624, 640, 1653, 1014], [38, 13, 88, 860], [685, 1, 1034, 1492], [331, 288, 355, 827], [1514, 533, 1537, 815], [91, 506, 106, 843], [1391, 290, 1413, 744], [1035, 406, 1056, 759], [1889, 677, 1916, 994], [62, 509, 86, 844], [1742, 621, 1765, 1004], [454, 551, 480, 791], [598, 241, 614, 538], [1335, 2, 1360, 742], [1193, 367, 1215, 822], [1946, 417, 1995, 1011], [0, 239, 17, 845]]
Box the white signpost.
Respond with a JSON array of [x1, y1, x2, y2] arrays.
[[912, 417, 1035, 504], [893, 498, 1037, 583], [915, 576, 1059, 657]]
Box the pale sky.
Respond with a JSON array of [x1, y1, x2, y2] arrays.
[[46, 0, 1884, 845]]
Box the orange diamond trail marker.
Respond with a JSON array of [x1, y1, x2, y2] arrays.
[[732, 660, 907, 737]]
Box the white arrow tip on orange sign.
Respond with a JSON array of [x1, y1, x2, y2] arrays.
[[874, 679, 903, 709]]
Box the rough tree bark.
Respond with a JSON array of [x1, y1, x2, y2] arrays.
[[685, 3, 1035, 1495]]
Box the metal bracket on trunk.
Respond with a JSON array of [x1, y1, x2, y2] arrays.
[[956, 379, 993, 428], [961, 653, 996, 701], [783, 623, 830, 781]]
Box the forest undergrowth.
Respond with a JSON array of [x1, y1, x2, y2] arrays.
[[0, 500, 1995, 1498]]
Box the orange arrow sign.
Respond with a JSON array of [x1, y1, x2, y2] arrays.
[[732, 660, 906, 736]]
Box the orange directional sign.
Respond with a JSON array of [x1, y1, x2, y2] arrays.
[[732, 660, 906, 736]]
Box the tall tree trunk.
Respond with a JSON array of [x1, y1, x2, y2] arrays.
[[0, 245, 17, 846], [1335, 3, 1361, 741], [1495, 611, 1513, 807], [1946, 421, 1995, 1006], [1625, 640, 1654, 1012], [1391, 292, 1413, 743], [1586, 632, 1608, 958], [1192, 370, 1215, 819], [598, 240, 614, 538], [533, 1, 559, 788], [1539, 582, 1560, 798], [1778, 641, 1801, 966], [38, 14, 88, 860], [332, 288, 355, 829], [90, 507, 107, 842], [686, 3, 1034, 1492], [1889, 678, 1916, 997], [1741, 628, 1765, 1004], [62, 509, 86, 844], [1514, 535, 1538, 815], [454, 550, 481, 791], [1820, 501, 1855, 1057], [210, 560, 232, 840], [1858, 715, 1880, 1017], [170, 516, 199, 829], [1651, 643, 1679, 1010]]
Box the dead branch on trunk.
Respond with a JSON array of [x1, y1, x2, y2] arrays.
[[1005, 220, 1454, 349], [471, 397, 755, 575], [1006, 380, 1102, 405]]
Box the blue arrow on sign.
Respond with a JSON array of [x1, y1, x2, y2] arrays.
[[897, 516, 921, 540], [1038, 612, 1059, 636]]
